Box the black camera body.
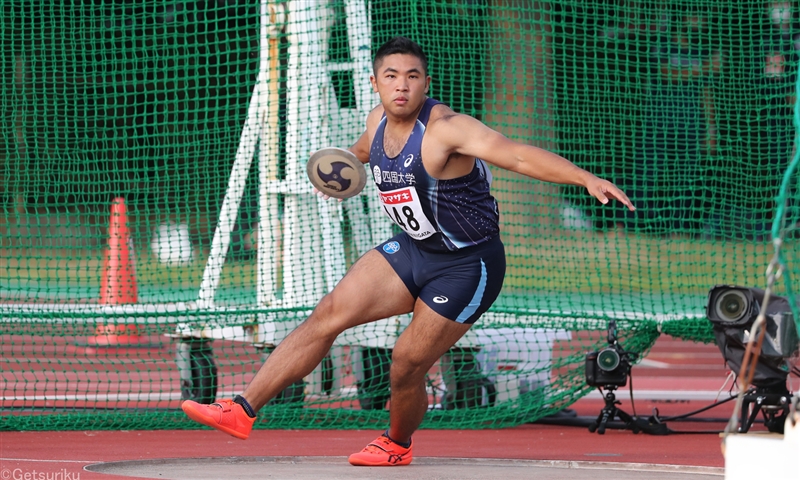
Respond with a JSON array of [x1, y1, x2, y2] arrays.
[[706, 284, 798, 433], [706, 284, 799, 389], [585, 321, 637, 387]]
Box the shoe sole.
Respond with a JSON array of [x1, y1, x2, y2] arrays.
[[181, 402, 250, 440]]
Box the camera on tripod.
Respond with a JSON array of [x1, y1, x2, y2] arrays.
[[706, 285, 798, 391], [585, 320, 638, 387], [706, 285, 798, 433]]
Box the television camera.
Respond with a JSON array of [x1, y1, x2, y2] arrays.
[[706, 285, 799, 433]]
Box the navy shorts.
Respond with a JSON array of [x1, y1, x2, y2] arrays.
[[376, 234, 506, 324]]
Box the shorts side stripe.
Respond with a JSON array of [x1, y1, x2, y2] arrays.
[[456, 259, 487, 324]]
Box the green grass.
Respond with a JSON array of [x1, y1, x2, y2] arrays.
[[1, 229, 777, 301], [502, 229, 774, 295]]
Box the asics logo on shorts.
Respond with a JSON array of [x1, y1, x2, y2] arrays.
[[383, 241, 400, 254], [433, 296, 449, 304]]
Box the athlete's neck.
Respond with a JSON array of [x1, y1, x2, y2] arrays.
[[382, 97, 427, 157]]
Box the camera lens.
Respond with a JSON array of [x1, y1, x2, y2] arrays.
[[714, 290, 748, 322], [597, 348, 620, 372]]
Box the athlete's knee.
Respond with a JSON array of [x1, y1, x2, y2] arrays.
[[389, 348, 433, 387], [305, 293, 355, 338]]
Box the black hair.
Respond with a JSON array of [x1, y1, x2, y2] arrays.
[[372, 36, 429, 75]]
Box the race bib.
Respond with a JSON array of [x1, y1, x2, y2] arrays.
[[378, 186, 436, 240]]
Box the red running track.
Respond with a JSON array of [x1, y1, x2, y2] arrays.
[[0, 335, 747, 479]]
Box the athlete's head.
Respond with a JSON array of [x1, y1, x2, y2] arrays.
[[373, 37, 428, 76], [370, 37, 431, 118], [371, 37, 431, 116]]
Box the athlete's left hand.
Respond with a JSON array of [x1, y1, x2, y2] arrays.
[[586, 177, 635, 211]]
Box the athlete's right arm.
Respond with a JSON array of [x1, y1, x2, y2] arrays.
[[348, 131, 370, 164], [348, 106, 384, 164]]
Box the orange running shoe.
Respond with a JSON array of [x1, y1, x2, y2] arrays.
[[348, 433, 413, 466], [181, 399, 255, 440]]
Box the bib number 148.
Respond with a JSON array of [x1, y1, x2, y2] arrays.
[[378, 187, 436, 239], [384, 205, 420, 232]]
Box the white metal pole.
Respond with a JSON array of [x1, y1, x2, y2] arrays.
[[282, 0, 329, 308], [342, 0, 393, 252], [256, 0, 286, 310], [197, 0, 285, 310], [196, 73, 266, 309]]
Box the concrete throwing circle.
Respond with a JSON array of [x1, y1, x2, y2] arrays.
[[85, 456, 723, 479]]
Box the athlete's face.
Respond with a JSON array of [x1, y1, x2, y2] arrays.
[[371, 54, 430, 118]]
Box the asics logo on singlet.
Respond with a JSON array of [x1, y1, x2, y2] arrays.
[[383, 241, 400, 254], [403, 154, 414, 168], [433, 296, 449, 304]]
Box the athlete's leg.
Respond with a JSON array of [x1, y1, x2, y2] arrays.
[[387, 301, 472, 443], [242, 249, 415, 411]]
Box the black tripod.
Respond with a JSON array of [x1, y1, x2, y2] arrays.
[[588, 385, 639, 435]]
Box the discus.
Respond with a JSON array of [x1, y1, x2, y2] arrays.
[[306, 147, 367, 199]]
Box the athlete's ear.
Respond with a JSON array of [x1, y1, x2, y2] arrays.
[[370, 75, 378, 93], [424, 75, 431, 94]]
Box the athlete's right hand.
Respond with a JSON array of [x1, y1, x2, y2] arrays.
[[313, 187, 343, 202]]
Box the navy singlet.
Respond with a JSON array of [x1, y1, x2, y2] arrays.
[[368, 98, 500, 252]]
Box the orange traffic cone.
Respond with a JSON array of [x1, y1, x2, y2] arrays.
[[89, 197, 141, 346]]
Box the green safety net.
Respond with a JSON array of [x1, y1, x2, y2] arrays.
[[1, 0, 797, 431]]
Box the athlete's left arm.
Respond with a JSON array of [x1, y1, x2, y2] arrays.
[[431, 113, 635, 211]]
